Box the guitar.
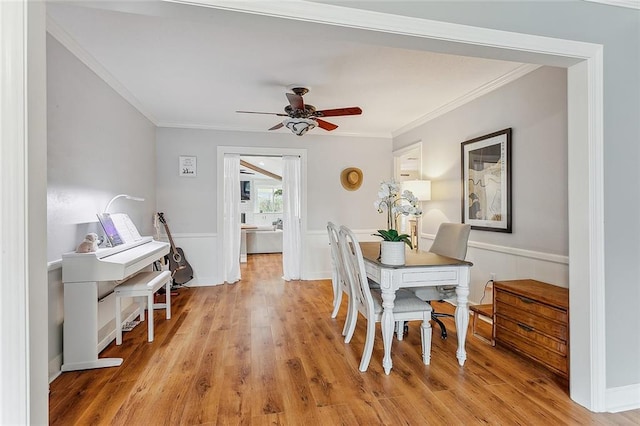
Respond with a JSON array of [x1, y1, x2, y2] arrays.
[[157, 212, 194, 285]]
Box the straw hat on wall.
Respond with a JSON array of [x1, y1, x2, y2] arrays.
[[340, 167, 363, 191]]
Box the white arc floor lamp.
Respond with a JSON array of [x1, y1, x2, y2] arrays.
[[104, 194, 145, 213]]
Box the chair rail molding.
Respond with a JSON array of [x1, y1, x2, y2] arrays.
[[423, 233, 570, 265]]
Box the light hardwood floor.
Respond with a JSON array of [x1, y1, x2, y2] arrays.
[[50, 253, 640, 425]]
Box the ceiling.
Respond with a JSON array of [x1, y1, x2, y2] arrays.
[[46, 1, 533, 138], [240, 156, 282, 181]]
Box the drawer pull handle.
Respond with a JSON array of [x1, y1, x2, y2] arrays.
[[518, 296, 535, 304], [517, 323, 534, 332]]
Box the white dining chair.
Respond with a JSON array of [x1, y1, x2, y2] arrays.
[[338, 225, 432, 372], [327, 221, 353, 338]]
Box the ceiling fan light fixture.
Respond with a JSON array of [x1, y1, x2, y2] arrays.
[[283, 117, 317, 136]]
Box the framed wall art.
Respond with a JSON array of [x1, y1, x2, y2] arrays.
[[461, 128, 512, 233], [179, 155, 197, 177]]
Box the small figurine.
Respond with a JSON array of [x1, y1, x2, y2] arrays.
[[76, 233, 99, 253]]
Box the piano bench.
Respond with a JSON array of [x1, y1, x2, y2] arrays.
[[114, 270, 172, 345]]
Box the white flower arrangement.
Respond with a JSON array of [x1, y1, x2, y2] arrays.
[[373, 179, 423, 244]]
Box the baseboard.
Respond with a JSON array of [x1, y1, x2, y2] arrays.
[[303, 271, 332, 281], [181, 279, 223, 287], [605, 383, 640, 412], [48, 354, 63, 384]]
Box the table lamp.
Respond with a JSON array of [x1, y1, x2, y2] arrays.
[[401, 180, 431, 250]]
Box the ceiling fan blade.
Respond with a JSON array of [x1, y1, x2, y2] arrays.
[[236, 110, 288, 116], [316, 118, 338, 131], [315, 107, 362, 117], [286, 93, 305, 110], [268, 122, 284, 131]]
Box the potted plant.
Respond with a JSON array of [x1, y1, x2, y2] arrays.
[[373, 180, 422, 265]]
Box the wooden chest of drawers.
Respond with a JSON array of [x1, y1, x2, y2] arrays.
[[493, 279, 569, 378]]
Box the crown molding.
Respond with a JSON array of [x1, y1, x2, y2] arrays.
[[392, 63, 541, 138], [157, 121, 390, 139]]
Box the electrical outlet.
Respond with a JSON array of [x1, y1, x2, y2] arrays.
[[490, 273, 496, 282]]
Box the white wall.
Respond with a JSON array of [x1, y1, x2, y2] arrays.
[[47, 35, 157, 378], [406, 66, 568, 255], [156, 127, 392, 283], [395, 66, 569, 303]]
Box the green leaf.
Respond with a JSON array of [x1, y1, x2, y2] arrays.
[[372, 228, 413, 249]]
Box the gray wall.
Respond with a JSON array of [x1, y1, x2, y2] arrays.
[[155, 128, 392, 286], [47, 35, 157, 260], [396, 66, 568, 255], [155, 127, 392, 233], [47, 35, 156, 373], [325, 0, 640, 395]]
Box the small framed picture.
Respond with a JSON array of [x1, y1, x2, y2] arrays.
[[179, 156, 197, 177], [461, 128, 512, 233]]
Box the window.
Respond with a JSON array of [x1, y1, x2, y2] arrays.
[[254, 181, 283, 213]]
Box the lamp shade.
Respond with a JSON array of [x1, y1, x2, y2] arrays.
[[402, 180, 431, 201]]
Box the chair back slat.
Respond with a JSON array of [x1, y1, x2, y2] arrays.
[[327, 222, 349, 295], [338, 226, 374, 317]]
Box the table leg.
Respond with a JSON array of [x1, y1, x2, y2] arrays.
[[380, 283, 396, 375], [455, 266, 471, 366]]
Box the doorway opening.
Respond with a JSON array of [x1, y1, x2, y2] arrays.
[[239, 155, 284, 260], [217, 146, 307, 284]]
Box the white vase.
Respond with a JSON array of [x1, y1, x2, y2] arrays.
[[380, 241, 406, 265]]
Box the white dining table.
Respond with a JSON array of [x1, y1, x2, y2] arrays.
[[360, 242, 473, 375]]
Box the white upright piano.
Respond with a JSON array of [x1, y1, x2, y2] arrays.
[[61, 237, 169, 371]]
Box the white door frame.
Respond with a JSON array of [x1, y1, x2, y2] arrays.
[[393, 141, 423, 182], [2, 0, 48, 423], [1, 3, 30, 422], [216, 146, 308, 280], [204, 2, 605, 410]]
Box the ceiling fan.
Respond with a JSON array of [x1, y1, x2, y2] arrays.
[[236, 87, 362, 136]]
